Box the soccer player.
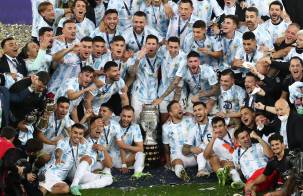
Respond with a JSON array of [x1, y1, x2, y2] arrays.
[[85, 61, 129, 115], [183, 20, 223, 72], [37, 96, 74, 154], [233, 129, 273, 194], [219, 15, 243, 72], [127, 34, 163, 121], [55, 66, 95, 122], [261, 1, 289, 44], [242, 7, 273, 50], [157, 36, 187, 123], [203, 116, 244, 188], [122, 11, 163, 53], [153, 51, 219, 113], [162, 101, 196, 181], [166, 0, 199, 47], [113, 106, 147, 178], [183, 102, 213, 177], [216, 69, 245, 122], [39, 124, 94, 195], [245, 134, 290, 196], [90, 9, 122, 48]]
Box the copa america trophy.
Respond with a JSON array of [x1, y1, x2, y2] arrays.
[[140, 104, 160, 167]]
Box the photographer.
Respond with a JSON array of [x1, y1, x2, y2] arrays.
[[245, 134, 291, 195], [2, 138, 43, 196]]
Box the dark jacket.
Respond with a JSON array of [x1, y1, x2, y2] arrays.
[[9, 78, 46, 124], [0, 55, 27, 76], [0, 86, 11, 127], [282, 0, 303, 29], [286, 112, 303, 150]]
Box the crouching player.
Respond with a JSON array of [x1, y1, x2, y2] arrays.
[[162, 101, 197, 181], [39, 123, 112, 196], [203, 117, 245, 189], [114, 105, 147, 179], [182, 102, 213, 177]]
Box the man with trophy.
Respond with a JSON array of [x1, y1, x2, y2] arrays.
[[36, 96, 74, 155]]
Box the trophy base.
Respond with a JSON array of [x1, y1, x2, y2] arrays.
[[144, 144, 160, 168]]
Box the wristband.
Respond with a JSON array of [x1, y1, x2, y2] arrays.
[[264, 105, 267, 111], [122, 164, 127, 168]]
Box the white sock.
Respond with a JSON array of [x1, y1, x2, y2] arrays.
[[174, 164, 184, 178], [134, 152, 145, 173], [80, 175, 113, 189], [197, 153, 206, 171], [230, 169, 241, 182], [102, 167, 111, 175], [71, 161, 90, 187]]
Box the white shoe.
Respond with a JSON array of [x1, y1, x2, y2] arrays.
[[196, 169, 210, 177]]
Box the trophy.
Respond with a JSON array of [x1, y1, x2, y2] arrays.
[[139, 104, 160, 167], [36, 92, 56, 130], [25, 109, 38, 125]]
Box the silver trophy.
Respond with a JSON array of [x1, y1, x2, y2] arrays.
[[140, 104, 159, 145], [140, 104, 160, 167]]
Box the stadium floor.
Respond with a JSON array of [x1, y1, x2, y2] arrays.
[[49, 166, 242, 196]]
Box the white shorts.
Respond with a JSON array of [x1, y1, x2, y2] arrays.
[[171, 153, 197, 168], [39, 171, 65, 192]]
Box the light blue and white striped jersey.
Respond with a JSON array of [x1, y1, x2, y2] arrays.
[[242, 25, 274, 49], [185, 117, 213, 150], [50, 38, 79, 55], [218, 85, 246, 113], [107, 0, 142, 31], [90, 28, 122, 49], [58, 17, 95, 40], [99, 120, 121, 155], [234, 47, 264, 74], [48, 54, 83, 95], [176, 64, 218, 97], [45, 138, 93, 179], [166, 15, 200, 47], [139, 1, 178, 37], [112, 123, 143, 157], [90, 76, 125, 114], [182, 33, 222, 70], [55, 77, 87, 111], [158, 47, 187, 101], [232, 143, 268, 179], [91, 52, 129, 79], [122, 26, 163, 53], [219, 31, 243, 71], [260, 19, 289, 44], [86, 136, 105, 162], [40, 112, 74, 140], [128, 51, 164, 102], [94, 2, 106, 26], [191, 0, 223, 25], [162, 116, 195, 160]]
